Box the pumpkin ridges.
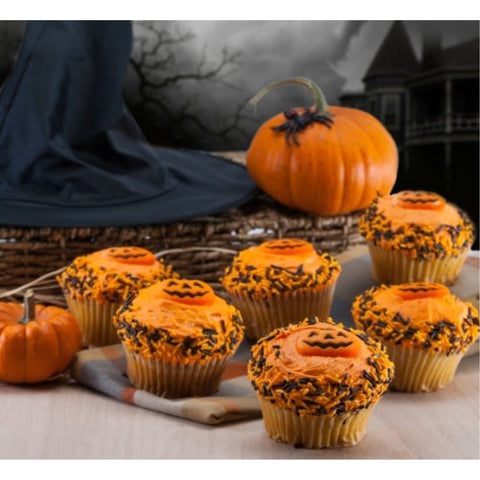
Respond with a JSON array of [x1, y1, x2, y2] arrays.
[[324, 115, 346, 214], [334, 110, 379, 212], [0, 323, 27, 383], [293, 119, 341, 214], [338, 107, 398, 187], [37, 306, 82, 374], [331, 107, 397, 213], [49, 312, 82, 372], [0, 303, 23, 329], [247, 112, 298, 206], [25, 319, 61, 383]]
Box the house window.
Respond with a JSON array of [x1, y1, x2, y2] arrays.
[[381, 94, 400, 129]]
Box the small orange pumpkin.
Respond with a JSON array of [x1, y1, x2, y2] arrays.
[[246, 77, 398, 216], [0, 291, 82, 384]]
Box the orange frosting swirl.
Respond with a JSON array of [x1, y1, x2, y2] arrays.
[[113, 279, 244, 364], [221, 239, 341, 298], [57, 247, 177, 304], [359, 191, 475, 260], [247, 317, 394, 417], [352, 283, 479, 355]]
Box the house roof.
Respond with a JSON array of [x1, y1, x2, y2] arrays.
[[363, 21, 419, 80], [441, 37, 479, 68]]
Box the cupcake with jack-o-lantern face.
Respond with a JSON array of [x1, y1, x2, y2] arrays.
[[248, 316, 394, 448], [221, 238, 341, 339], [113, 278, 244, 398], [359, 190, 475, 285], [57, 246, 177, 347], [352, 282, 479, 392]]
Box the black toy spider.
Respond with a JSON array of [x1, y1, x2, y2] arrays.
[[271, 107, 334, 146]]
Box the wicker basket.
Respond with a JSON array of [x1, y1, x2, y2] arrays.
[[0, 153, 365, 304]]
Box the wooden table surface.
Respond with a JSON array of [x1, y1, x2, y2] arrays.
[[0, 353, 477, 460]]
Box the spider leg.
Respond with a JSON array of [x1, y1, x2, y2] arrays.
[[272, 123, 290, 133], [314, 115, 334, 129], [291, 128, 301, 146], [285, 129, 293, 147]]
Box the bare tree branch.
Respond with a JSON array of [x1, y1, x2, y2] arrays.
[[125, 21, 249, 148]]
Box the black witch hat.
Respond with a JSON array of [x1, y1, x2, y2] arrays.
[[0, 21, 257, 227]]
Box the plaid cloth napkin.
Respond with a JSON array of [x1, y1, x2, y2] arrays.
[[70, 340, 260, 425], [70, 246, 479, 425]]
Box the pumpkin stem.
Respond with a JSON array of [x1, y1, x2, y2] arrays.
[[19, 289, 35, 325], [248, 77, 330, 115]]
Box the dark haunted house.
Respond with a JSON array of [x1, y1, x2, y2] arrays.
[[339, 21, 479, 225]]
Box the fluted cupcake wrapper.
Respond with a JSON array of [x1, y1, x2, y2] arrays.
[[386, 344, 464, 392], [64, 295, 120, 347], [228, 285, 336, 340], [366, 242, 470, 285], [259, 398, 375, 448], [122, 346, 231, 398]]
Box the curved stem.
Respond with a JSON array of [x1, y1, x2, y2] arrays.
[[19, 289, 35, 325], [248, 77, 329, 115]]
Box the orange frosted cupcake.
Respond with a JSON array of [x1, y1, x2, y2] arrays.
[[221, 239, 341, 339], [57, 247, 177, 347], [352, 282, 479, 392], [114, 278, 244, 398], [359, 190, 475, 285], [248, 317, 394, 448]]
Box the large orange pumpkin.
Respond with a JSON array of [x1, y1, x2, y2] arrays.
[[0, 291, 82, 384], [246, 77, 398, 216]]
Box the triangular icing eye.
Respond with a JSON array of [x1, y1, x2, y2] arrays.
[[296, 326, 361, 358], [157, 279, 215, 306], [393, 283, 449, 300], [394, 191, 446, 210], [101, 247, 155, 265], [259, 239, 314, 256]]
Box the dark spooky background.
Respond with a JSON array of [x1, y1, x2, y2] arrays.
[[0, 20, 478, 245]]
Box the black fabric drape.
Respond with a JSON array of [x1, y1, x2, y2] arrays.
[[0, 21, 257, 227]]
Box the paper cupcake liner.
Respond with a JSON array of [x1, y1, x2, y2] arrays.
[[259, 398, 375, 448], [228, 285, 336, 340], [64, 295, 120, 347], [386, 344, 464, 392], [366, 242, 469, 285], [123, 346, 230, 398]]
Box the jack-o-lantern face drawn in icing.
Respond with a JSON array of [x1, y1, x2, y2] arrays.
[[394, 191, 446, 211], [157, 279, 216, 306], [259, 239, 315, 256], [393, 282, 449, 301], [296, 326, 361, 358], [101, 247, 156, 265]]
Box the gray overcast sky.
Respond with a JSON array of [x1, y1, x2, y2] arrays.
[[174, 20, 479, 98]]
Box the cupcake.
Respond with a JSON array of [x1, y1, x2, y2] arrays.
[[57, 246, 177, 347], [113, 278, 244, 398], [221, 238, 341, 339], [359, 190, 475, 285], [351, 282, 479, 392], [248, 317, 394, 448]]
